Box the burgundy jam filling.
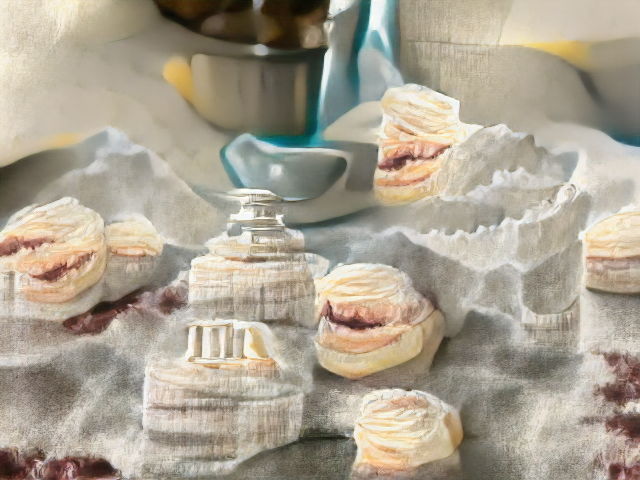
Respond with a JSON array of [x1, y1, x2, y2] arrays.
[[378, 155, 412, 171], [30, 253, 93, 282], [321, 301, 383, 330], [377, 144, 450, 171], [0, 237, 52, 257], [63, 291, 141, 335], [606, 413, 640, 440]]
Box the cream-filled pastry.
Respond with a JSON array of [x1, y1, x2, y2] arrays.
[[0, 198, 107, 306], [314, 263, 444, 379], [374, 84, 481, 205], [103, 215, 163, 301], [354, 389, 463, 471], [585, 211, 640, 293], [106, 215, 163, 257]]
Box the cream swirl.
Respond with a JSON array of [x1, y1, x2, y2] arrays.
[[106, 215, 163, 257], [314, 263, 433, 327], [0, 198, 107, 302], [380, 84, 464, 143], [0, 198, 104, 259], [354, 389, 463, 470], [585, 211, 640, 259]]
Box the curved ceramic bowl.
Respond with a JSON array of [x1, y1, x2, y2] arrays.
[[221, 134, 348, 201]]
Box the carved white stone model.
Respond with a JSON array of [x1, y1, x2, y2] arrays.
[[188, 189, 319, 327], [142, 319, 303, 477]]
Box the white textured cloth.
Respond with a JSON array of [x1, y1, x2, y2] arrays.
[[0, 0, 233, 197]]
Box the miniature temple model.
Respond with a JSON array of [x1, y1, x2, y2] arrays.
[[188, 189, 317, 326], [142, 319, 303, 476]]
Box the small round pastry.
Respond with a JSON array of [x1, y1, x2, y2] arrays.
[[106, 215, 163, 257], [103, 215, 163, 301], [0, 198, 107, 305], [374, 84, 481, 205], [354, 389, 463, 471], [314, 263, 444, 379], [584, 211, 640, 293]]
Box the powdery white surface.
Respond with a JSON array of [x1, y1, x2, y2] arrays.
[[1, 2, 639, 478], [0, 125, 636, 480]]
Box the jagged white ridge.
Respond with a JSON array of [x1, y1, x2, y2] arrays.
[[330, 182, 589, 336]]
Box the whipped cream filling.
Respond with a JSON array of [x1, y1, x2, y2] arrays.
[[106, 216, 163, 257], [0, 198, 104, 250], [586, 211, 640, 259], [315, 264, 435, 354], [377, 84, 479, 168], [355, 389, 462, 469]]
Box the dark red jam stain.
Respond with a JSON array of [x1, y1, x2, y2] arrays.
[[30, 253, 93, 282], [604, 353, 640, 381], [41, 457, 118, 480], [609, 462, 640, 480], [63, 291, 141, 335], [0, 448, 26, 480], [598, 353, 640, 404], [606, 413, 640, 440], [0, 449, 46, 480], [0, 237, 51, 257], [599, 382, 640, 405], [157, 285, 188, 314], [321, 301, 382, 330]]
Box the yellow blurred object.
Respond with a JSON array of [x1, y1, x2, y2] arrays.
[[524, 41, 594, 70], [40, 132, 86, 150], [163, 56, 194, 104], [0, 132, 90, 167]]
